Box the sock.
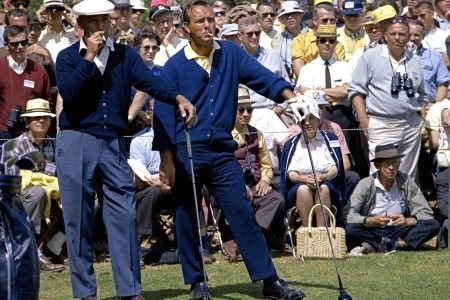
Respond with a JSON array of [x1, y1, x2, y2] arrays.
[[46, 231, 66, 255]]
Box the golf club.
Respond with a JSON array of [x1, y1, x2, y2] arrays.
[[184, 125, 209, 287], [299, 120, 352, 300]]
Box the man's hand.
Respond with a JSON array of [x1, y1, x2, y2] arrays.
[[255, 179, 272, 196], [26, 44, 52, 63], [145, 175, 171, 195], [245, 185, 253, 200], [360, 115, 369, 139], [84, 31, 105, 61], [390, 213, 413, 227], [365, 215, 391, 228], [160, 150, 176, 187], [162, 26, 175, 47], [176, 95, 197, 127]]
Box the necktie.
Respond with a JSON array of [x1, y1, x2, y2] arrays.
[[325, 61, 331, 88]]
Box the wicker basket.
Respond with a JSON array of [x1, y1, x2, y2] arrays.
[[296, 204, 347, 259]]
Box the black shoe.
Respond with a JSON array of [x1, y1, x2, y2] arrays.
[[81, 297, 96, 300], [121, 295, 144, 300], [190, 282, 212, 300], [263, 279, 305, 299]]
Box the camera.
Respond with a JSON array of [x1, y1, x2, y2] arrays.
[[46, 5, 65, 13], [7, 105, 25, 135], [390, 72, 414, 98], [242, 164, 255, 179]]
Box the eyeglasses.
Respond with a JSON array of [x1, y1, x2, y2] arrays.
[[237, 107, 254, 114], [132, 9, 145, 14], [214, 11, 226, 17], [141, 45, 160, 52], [262, 13, 276, 18], [7, 39, 29, 47], [282, 12, 301, 18], [243, 30, 261, 38], [318, 38, 336, 44], [46, 5, 65, 13], [320, 17, 336, 24], [12, 1, 29, 8]]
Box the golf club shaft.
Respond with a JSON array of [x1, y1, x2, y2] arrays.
[[300, 122, 346, 292], [185, 126, 209, 286]]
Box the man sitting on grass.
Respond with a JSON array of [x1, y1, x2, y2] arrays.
[[344, 143, 439, 255]]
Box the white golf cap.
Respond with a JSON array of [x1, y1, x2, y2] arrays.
[[73, 0, 115, 16], [130, 0, 147, 10], [219, 24, 238, 37]]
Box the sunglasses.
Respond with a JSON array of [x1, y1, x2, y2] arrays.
[[214, 11, 226, 17], [46, 5, 65, 13], [12, 1, 29, 8], [243, 30, 261, 38], [320, 17, 336, 24], [389, 16, 408, 25], [238, 107, 254, 114], [318, 38, 336, 44], [132, 9, 145, 14], [8, 39, 29, 47], [262, 12, 276, 18], [141, 45, 160, 52]]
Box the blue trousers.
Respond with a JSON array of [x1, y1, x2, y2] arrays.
[[174, 143, 277, 284], [56, 130, 140, 298]]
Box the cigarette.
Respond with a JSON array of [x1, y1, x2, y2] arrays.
[[206, 33, 214, 37]]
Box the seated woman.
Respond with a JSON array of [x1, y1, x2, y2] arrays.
[[280, 99, 346, 226]]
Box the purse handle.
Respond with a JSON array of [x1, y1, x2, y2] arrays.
[[307, 204, 337, 235]]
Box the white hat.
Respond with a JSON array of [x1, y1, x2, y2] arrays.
[[278, 1, 304, 18], [43, 0, 64, 7], [304, 89, 329, 106], [73, 0, 115, 16], [130, 0, 147, 10], [21, 99, 56, 118], [219, 24, 238, 37]]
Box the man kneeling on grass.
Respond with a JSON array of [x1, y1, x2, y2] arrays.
[[343, 143, 439, 255]]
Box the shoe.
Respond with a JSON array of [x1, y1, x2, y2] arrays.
[[190, 282, 212, 300], [81, 297, 96, 300], [263, 279, 305, 300], [378, 237, 397, 253], [349, 242, 375, 257], [39, 255, 65, 272]]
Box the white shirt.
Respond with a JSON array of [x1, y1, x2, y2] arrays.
[[426, 99, 450, 167], [296, 56, 352, 105], [7, 56, 27, 75], [371, 174, 406, 224], [79, 37, 115, 75], [130, 128, 161, 175], [38, 26, 76, 62], [287, 130, 335, 175], [154, 36, 188, 66], [250, 108, 290, 170], [423, 27, 449, 55], [259, 28, 278, 49]]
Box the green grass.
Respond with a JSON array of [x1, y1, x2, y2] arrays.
[[40, 249, 450, 299]]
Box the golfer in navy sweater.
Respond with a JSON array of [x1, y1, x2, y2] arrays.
[[153, 1, 305, 299], [55, 0, 195, 299]]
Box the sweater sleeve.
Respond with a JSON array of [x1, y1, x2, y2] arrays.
[[405, 175, 434, 220], [345, 178, 371, 224], [237, 45, 293, 104]]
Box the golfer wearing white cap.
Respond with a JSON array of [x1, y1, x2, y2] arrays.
[[55, 0, 196, 299]]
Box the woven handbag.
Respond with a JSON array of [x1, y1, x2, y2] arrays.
[[296, 204, 347, 259]]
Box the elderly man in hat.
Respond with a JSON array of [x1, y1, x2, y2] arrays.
[[232, 87, 286, 248], [55, 0, 195, 298], [344, 143, 440, 255], [4, 98, 67, 273]]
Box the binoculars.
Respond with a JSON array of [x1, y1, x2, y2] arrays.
[[391, 72, 414, 98]]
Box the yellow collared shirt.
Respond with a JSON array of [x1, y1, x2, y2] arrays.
[[232, 125, 274, 184], [184, 40, 221, 75]]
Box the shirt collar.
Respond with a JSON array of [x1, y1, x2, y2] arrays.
[[7, 55, 27, 73], [374, 172, 398, 192], [185, 40, 220, 60], [79, 36, 115, 53], [344, 26, 365, 40], [317, 55, 338, 65], [381, 44, 411, 62]]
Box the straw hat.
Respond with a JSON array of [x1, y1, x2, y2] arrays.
[[21, 99, 56, 118], [362, 12, 376, 26], [238, 87, 255, 104], [314, 24, 338, 38], [313, 0, 333, 6]]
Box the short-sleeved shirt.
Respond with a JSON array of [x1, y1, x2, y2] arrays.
[[425, 99, 450, 167], [38, 27, 76, 62], [287, 130, 335, 174]]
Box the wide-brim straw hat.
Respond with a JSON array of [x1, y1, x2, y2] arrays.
[[238, 87, 255, 104], [21, 98, 56, 118], [314, 24, 338, 38]]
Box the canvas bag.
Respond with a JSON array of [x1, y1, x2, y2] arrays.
[[296, 204, 347, 259]]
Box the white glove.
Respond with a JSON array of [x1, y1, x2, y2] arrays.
[[287, 95, 312, 124]]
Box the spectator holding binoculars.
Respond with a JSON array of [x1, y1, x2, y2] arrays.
[[349, 16, 427, 178]]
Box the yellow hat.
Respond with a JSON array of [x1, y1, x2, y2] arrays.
[[314, 0, 333, 6], [362, 11, 375, 26], [21, 98, 56, 118], [372, 5, 397, 24], [238, 87, 255, 104], [314, 24, 338, 38]]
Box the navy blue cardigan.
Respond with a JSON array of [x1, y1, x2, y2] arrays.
[[56, 41, 179, 137], [153, 41, 293, 152], [280, 130, 347, 212]]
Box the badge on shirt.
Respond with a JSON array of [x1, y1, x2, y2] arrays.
[[24, 80, 35, 88], [329, 140, 340, 148]]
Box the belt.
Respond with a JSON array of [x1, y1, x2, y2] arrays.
[[367, 111, 420, 119]]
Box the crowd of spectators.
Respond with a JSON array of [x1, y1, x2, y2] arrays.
[[0, 0, 450, 297]]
